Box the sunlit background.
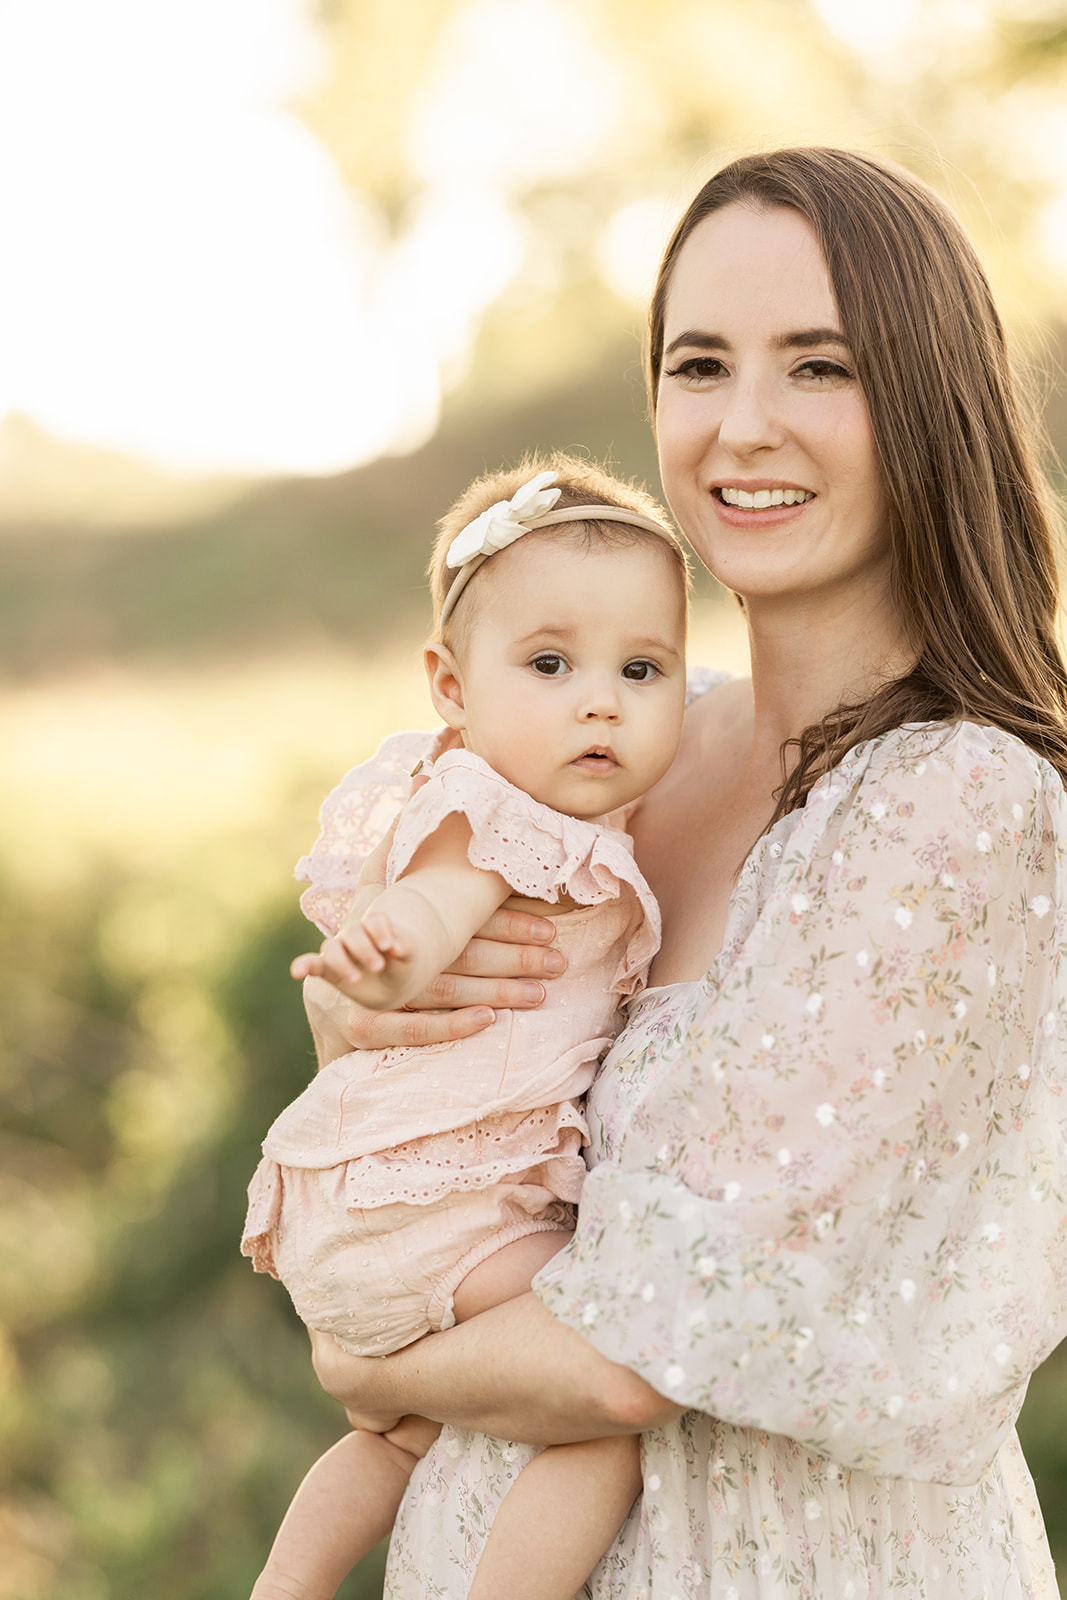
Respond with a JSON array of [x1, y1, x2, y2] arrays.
[[4, 2, 1067, 1596]]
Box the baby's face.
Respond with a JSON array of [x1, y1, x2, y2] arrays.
[[446, 536, 687, 818]]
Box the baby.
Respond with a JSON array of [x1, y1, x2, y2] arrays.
[[242, 454, 689, 1600]]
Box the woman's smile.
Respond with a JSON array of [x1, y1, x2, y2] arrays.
[[713, 481, 817, 524], [719, 486, 814, 508]]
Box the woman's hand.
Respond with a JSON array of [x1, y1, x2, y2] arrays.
[[301, 907, 567, 1064], [308, 1298, 683, 1448], [309, 1329, 403, 1429]]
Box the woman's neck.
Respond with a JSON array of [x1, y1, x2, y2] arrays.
[[742, 584, 914, 761]]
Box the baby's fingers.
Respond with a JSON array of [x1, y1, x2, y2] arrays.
[[290, 949, 327, 981], [289, 934, 374, 990], [361, 908, 407, 960], [338, 922, 387, 973]]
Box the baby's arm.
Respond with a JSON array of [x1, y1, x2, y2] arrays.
[[290, 813, 511, 1012]]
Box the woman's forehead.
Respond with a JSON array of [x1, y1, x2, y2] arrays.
[[664, 203, 840, 337]]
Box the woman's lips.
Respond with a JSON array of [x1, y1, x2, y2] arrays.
[[712, 485, 815, 527]]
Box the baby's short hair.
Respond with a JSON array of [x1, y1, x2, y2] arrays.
[[429, 451, 690, 647]]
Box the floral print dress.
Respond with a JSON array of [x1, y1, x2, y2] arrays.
[[301, 713, 1067, 1597]]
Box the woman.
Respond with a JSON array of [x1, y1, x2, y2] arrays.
[[302, 148, 1067, 1596]]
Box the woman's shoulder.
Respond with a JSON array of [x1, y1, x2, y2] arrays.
[[804, 719, 1067, 874], [848, 718, 1065, 803]]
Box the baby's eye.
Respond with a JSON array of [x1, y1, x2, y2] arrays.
[[622, 660, 659, 682], [531, 653, 569, 676]]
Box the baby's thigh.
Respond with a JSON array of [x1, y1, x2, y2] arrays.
[[381, 1183, 572, 1333], [452, 1230, 569, 1321]]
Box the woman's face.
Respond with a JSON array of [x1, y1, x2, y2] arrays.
[[655, 203, 891, 614]]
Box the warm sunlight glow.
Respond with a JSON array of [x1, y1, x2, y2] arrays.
[[597, 198, 675, 304], [811, 0, 991, 76], [0, 0, 626, 477], [0, 0, 400, 475]]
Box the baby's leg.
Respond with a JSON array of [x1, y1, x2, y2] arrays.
[[249, 1417, 441, 1600], [452, 1233, 643, 1600], [467, 1434, 642, 1600], [451, 1228, 568, 1321]]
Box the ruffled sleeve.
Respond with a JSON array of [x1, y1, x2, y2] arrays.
[[387, 750, 661, 994], [536, 722, 1067, 1484], [295, 729, 440, 935]]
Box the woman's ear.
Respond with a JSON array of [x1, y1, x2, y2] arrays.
[[424, 643, 467, 731]]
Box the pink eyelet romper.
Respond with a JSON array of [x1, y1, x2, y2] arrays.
[[241, 748, 660, 1355]]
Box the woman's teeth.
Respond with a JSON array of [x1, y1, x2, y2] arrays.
[[719, 487, 814, 509]]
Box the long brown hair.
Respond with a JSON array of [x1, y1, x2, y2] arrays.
[[649, 147, 1067, 819]]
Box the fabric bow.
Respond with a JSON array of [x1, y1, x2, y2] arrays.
[[445, 470, 562, 569]]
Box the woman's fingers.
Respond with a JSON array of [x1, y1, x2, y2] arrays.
[[349, 1003, 500, 1049], [404, 972, 551, 1010], [446, 934, 567, 980], [303, 975, 499, 1057], [474, 907, 559, 945], [298, 909, 565, 1063]]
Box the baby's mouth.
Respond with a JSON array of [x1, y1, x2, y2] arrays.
[[571, 747, 617, 770]]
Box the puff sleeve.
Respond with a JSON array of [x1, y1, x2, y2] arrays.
[[536, 722, 1067, 1485], [294, 729, 439, 935]]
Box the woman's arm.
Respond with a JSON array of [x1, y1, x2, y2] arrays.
[[537, 725, 1067, 1485], [310, 1293, 683, 1447]]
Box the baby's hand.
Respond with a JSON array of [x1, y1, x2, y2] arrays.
[[290, 914, 403, 1001], [290, 891, 436, 1009]]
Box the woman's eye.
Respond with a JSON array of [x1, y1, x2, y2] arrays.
[[663, 356, 725, 384], [622, 660, 659, 682], [795, 357, 852, 382], [531, 654, 568, 676]]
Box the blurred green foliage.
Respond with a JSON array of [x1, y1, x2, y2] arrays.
[[0, 858, 391, 1597]]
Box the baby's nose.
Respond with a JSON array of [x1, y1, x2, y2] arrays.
[[580, 681, 621, 720]]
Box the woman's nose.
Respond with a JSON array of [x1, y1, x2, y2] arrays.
[[717, 373, 783, 459]]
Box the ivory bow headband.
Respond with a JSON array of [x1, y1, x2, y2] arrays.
[[439, 470, 672, 629]]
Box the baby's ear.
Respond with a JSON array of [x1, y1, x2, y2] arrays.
[[424, 643, 467, 731]]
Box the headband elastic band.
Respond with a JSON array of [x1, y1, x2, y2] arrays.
[[439, 472, 674, 630]]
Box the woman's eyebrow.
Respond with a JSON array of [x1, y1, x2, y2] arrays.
[[775, 327, 851, 351], [663, 330, 727, 358], [663, 327, 851, 358]]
